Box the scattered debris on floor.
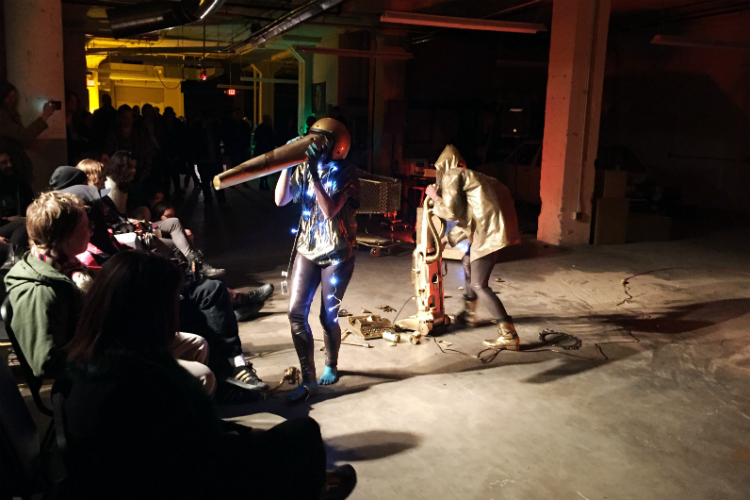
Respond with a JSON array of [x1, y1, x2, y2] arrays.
[[538, 329, 582, 350], [376, 304, 397, 313], [263, 366, 301, 398], [346, 314, 394, 340]]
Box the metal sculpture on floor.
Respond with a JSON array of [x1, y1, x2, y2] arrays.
[[395, 197, 451, 340]]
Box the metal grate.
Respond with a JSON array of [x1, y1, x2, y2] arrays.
[[357, 175, 401, 214]]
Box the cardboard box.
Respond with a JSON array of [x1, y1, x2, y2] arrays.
[[592, 198, 629, 245], [626, 213, 672, 243], [595, 170, 628, 199]]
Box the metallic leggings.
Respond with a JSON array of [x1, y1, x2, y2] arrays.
[[462, 250, 509, 321], [288, 253, 356, 382]]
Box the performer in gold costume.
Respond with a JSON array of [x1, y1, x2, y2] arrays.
[[425, 145, 522, 350]]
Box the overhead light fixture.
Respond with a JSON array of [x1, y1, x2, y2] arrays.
[[651, 35, 750, 51], [107, 0, 227, 39], [380, 11, 547, 34]]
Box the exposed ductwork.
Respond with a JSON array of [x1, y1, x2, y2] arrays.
[[224, 0, 347, 53], [107, 0, 227, 39]]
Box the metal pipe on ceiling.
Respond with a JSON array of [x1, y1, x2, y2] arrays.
[[224, 0, 347, 53], [651, 34, 750, 51], [380, 11, 547, 34], [292, 46, 414, 60], [106, 0, 228, 39]]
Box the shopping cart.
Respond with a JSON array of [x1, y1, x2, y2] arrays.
[[356, 171, 407, 257]]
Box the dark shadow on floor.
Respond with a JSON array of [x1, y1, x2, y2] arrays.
[[520, 297, 750, 383], [325, 431, 421, 462]]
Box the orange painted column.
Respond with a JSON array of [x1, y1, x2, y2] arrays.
[[537, 0, 611, 246]]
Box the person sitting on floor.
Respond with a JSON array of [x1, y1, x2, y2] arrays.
[[3, 191, 216, 394], [75, 158, 108, 191], [47, 167, 270, 392], [104, 150, 225, 277], [59, 250, 357, 500], [151, 200, 275, 311]]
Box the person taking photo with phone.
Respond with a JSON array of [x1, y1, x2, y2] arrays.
[[0, 80, 59, 189]]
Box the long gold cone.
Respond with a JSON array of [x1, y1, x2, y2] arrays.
[[212, 132, 329, 190]]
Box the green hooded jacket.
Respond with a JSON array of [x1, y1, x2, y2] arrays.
[[4, 252, 82, 379]]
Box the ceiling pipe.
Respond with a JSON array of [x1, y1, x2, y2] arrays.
[[107, 0, 228, 39], [293, 46, 414, 60], [224, 0, 347, 53], [380, 11, 547, 34], [651, 35, 750, 52]]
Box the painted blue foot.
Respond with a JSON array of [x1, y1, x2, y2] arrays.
[[285, 381, 318, 403], [318, 366, 339, 385]]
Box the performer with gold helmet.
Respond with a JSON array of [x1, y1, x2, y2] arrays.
[[424, 145, 522, 350], [274, 118, 360, 402]]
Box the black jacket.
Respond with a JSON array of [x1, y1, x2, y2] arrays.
[[61, 353, 235, 499]]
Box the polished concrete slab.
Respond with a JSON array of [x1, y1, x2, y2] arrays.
[[73, 182, 750, 497]]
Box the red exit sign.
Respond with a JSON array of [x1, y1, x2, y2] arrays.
[[227, 88, 236, 96]]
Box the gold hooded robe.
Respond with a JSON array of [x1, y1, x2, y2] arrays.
[[431, 145, 521, 262]]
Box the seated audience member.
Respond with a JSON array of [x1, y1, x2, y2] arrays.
[[104, 150, 222, 276], [75, 158, 107, 190], [0, 150, 31, 264], [104, 150, 150, 220], [47, 167, 270, 392], [152, 200, 275, 309], [49, 166, 123, 258], [61, 250, 357, 500], [150, 199, 225, 278], [3, 192, 215, 394]]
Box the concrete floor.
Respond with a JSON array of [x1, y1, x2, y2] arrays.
[[33, 180, 750, 499], [182, 181, 750, 499]]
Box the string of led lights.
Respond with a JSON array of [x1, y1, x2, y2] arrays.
[[288, 159, 343, 316]]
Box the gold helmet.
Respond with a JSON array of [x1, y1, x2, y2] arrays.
[[308, 117, 351, 160]]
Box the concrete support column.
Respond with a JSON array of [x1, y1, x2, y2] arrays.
[[4, 0, 67, 191], [537, 0, 611, 245]]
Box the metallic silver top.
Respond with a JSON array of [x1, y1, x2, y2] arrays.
[[290, 160, 359, 266]]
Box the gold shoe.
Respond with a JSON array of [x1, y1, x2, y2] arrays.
[[483, 321, 520, 350], [455, 298, 478, 327]]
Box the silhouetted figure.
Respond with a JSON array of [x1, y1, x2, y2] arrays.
[[161, 107, 187, 198], [92, 94, 117, 150], [190, 110, 225, 204], [329, 106, 348, 130], [253, 114, 275, 191], [0, 80, 59, 187], [305, 115, 317, 134], [224, 108, 252, 169]]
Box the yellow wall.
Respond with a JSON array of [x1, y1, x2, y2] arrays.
[[97, 62, 185, 116]]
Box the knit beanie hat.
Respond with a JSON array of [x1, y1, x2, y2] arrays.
[[49, 166, 88, 191]]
